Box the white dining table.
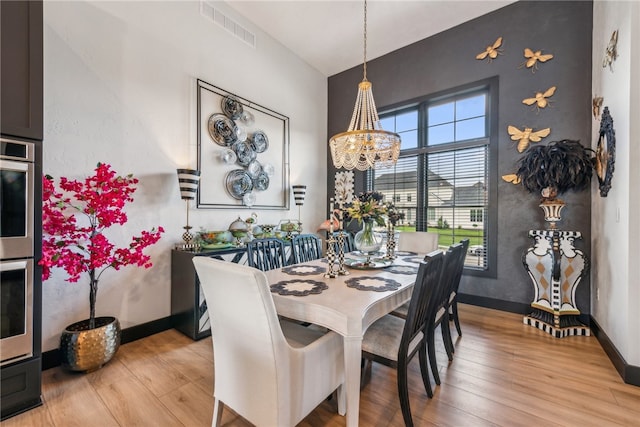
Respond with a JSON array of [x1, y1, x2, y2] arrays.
[[264, 253, 421, 427]]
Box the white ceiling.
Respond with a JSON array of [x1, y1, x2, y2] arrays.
[[225, 0, 516, 76]]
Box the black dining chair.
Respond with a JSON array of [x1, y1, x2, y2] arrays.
[[291, 234, 322, 264], [360, 252, 444, 427], [246, 238, 288, 271], [426, 242, 466, 387], [448, 238, 470, 338], [331, 231, 354, 253]]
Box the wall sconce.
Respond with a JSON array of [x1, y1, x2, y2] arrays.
[[176, 169, 201, 248], [292, 185, 306, 231]]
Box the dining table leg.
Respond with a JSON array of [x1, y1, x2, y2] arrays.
[[344, 335, 363, 427]]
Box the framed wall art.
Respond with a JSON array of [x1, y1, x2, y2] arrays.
[[196, 79, 290, 209], [595, 106, 615, 197]]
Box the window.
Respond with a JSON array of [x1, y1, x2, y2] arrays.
[[370, 79, 497, 274], [470, 209, 483, 223]]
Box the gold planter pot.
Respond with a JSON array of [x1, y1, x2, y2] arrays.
[[60, 316, 121, 372]]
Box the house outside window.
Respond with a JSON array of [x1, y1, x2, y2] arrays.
[[369, 79, 497, 273]]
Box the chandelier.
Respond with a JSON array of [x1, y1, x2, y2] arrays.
[[329, 0, 401, 171]]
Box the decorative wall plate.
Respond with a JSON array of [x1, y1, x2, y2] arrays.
[[232, 140, 257, 166], [225, 169, 253, 199], [208, 113, 237, 146], [253, 171, 270, 191], [247, 160, 263, 178], [250, 131, 269, 153], [221, 95, 243, 120]]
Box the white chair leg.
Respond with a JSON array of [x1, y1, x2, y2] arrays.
[[336, 384, 346, 416], [212, 398, 224, 427]]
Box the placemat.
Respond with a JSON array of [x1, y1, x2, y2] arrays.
[[395, 251, 418, 257], [403, 255, 425, 265], [385, 265, 419, 275], [281, 264, 325, 276], [345, 276, 402, 292], [270, 279, 328, 296]]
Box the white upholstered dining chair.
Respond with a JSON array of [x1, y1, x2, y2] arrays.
[[397, 231, 439, 254], [192, 257, 345, 427]]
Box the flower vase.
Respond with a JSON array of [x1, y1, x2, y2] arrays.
[[59, 316, 121, 372], [354, 220, 383, 255]]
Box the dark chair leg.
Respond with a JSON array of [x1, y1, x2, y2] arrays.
[[441, 315, 455, 361], [452, 301, 462, 336], [360, 358, 372, 389], [418, 342, 433, 398], [397, 357, 414, 427], [427, 325, 441, 385]]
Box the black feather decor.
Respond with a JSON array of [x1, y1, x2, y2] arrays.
[[515, 139, 594, 200]]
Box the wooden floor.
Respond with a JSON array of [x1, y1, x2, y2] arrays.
[[3, 304, 639, 427]]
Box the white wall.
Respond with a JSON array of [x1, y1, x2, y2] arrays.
[[42, 1, 327, 351], [591, 0, 640, 366]]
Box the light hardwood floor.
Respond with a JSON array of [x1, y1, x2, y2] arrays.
[[3, 304, 639, 426]]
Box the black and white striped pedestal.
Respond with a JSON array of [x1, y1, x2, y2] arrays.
[[523, 316, 591, 338]]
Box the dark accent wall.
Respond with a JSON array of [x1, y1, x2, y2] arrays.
[[328, 1, 593, 314]]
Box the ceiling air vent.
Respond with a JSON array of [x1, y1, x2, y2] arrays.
[[200, 1, 256, 48]]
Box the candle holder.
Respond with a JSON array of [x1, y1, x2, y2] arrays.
[[292, 185, 306, 232], [324, 233, 338, 278], [384, 222, 397, 260], [176, 169, 201, 251], [336, 230, 349, 275]]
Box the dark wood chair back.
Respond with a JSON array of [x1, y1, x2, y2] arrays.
[[291, 234, 322, 264], [401, 252, 445, 359], [246, 238, 288, 271], [331, 231, 354, 253]]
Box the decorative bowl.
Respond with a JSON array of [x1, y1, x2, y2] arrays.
[[198, 230, 232, 244]]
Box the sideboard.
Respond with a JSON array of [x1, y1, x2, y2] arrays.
[[171, 247, 247, 340]]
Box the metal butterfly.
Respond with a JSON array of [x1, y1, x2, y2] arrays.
[[476, 37, 503, 62], [522, 86, 556, 112]]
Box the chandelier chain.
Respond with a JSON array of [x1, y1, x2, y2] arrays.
[[328, 0, 401, 171], [363, 0, 367, 81]]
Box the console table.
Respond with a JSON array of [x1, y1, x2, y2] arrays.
[[171, 247, 247, 340], [522, 229, 590, 338]]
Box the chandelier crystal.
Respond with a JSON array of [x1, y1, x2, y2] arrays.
[[329, 0, 401, 171]]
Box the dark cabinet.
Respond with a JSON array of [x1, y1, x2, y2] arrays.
[[171, 248, 247, 340], [1, 1, 43, 141], [0, 0, 43, 420]]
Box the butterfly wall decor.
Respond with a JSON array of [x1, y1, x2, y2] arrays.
[[520, 48, 554, 72], [602, 29, 618, 71], [476, 37, 503, 62], [501, 174, 521, 185], [522, 86, 556, 112], [592, 96, 604, 119], [507, 125, 551, 152]]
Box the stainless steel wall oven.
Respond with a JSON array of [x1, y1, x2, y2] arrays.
[[1, 138, 35, 365]]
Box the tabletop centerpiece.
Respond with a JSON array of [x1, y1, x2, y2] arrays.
[[345, 191, 387, 266]]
